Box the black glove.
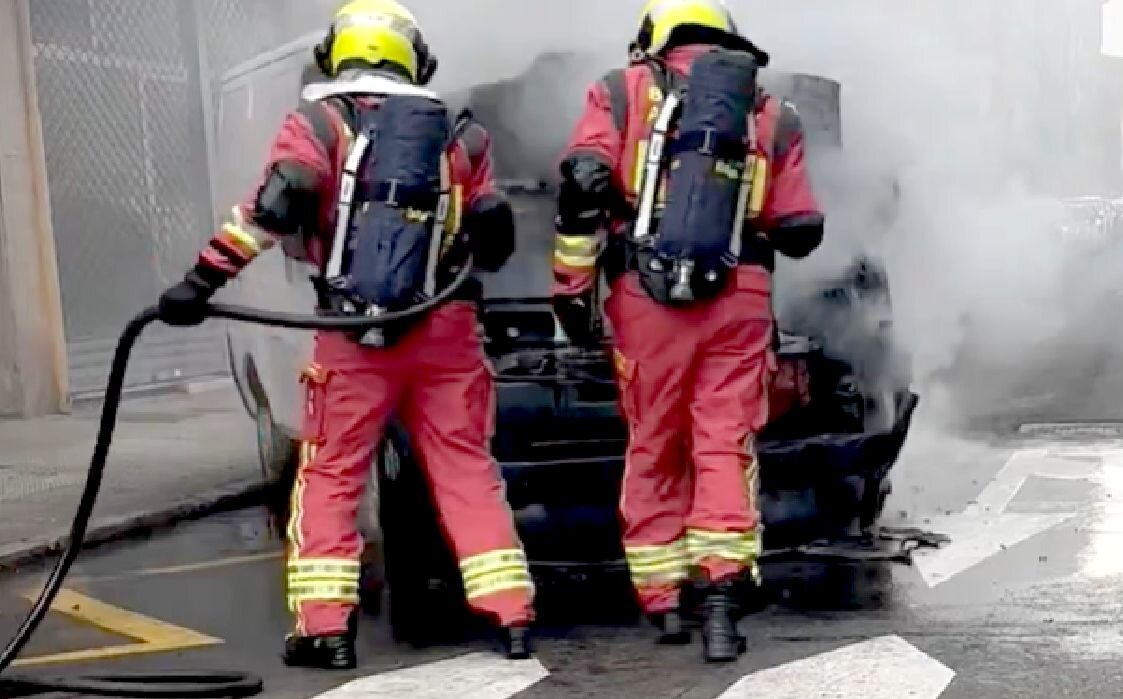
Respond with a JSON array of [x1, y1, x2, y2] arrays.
[[464, 195, 516, 273], [553, 293, 599, 348], [158, 267, 222, 327], [557, 156, 613, 235]]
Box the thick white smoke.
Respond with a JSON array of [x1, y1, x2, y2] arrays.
[[282, 0, 1123, 430]]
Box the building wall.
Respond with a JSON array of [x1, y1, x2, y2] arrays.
[[0, 0, 69, 417]]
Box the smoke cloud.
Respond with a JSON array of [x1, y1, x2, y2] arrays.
[[418, 0, 1121, 429], [265, 0, 1123, 430]]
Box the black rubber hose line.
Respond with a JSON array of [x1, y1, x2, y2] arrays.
[[0, 263, 472, 698]]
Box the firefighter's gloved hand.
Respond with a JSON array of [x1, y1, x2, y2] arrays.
[[553, 293, 599, 348], [158, 268, 221, 327]]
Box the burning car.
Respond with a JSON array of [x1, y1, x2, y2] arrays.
[[214, 44, 923, 642]]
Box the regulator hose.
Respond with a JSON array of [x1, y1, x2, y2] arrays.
[[0, 263, 472, 698]]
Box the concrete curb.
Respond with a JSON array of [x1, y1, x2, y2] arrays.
[[0, 478, 267, 574]]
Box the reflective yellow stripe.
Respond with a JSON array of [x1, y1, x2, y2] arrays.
[[286, 443, 316, 553], [686, 529, 760, 565], [554, 250, 599, 269], [625, 540, 687, 564], [748, 156, 768, 217], [463, 570, 534, 600], [627, 559, 689, 577], [633, 140, 649, 194], [459, 549, 527, 579], [556, 233, 602, 257], [625, 540, 688, 583], [459, 549, 532, 600], [286, 582, 360, 612], [440, 184, 464, 257], [222, 222, 262, 257], [287, 560, 361, 573]]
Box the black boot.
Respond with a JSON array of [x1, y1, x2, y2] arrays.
[[700, 583, 746, 663], [501, 625, 533, 660], [283, 614, 358, 670], [649, 611, 691, 645]]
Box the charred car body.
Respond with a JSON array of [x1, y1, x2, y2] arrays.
[[215, 44, 921, 641]]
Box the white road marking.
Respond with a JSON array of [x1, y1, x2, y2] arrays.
[[914, 448, 1089, 587], [913, 444, 1123, 587], [714, 635, 954, 699], [309, 652, 549, 699]]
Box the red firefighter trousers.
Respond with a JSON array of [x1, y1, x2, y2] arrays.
[[287, 301, 535, 636], [605, 267, 775, 615]]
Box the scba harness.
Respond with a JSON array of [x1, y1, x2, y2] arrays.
[[629, 48, 767, 305], [317, 88, 472, 347]]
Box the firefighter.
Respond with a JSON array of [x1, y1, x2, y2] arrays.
[[552, 0, 824, 663], [158, 0, 534, 669]]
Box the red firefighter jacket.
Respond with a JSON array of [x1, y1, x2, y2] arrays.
[[197, 94, 500, 286], [553, 44, 824, 298]]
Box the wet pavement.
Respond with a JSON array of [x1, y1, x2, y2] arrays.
[[4, 431, 1123, 698]]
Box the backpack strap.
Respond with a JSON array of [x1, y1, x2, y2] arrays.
[[323, 122, 370, 282], [602, 69, 630, 133], [424, 153, 452, 298], [631, 91, 682, 244]]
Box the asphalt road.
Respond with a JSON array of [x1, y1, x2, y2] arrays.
[[3, 429, 1123, 698]]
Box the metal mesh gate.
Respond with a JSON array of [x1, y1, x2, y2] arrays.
[[29, 0, 223, 397]]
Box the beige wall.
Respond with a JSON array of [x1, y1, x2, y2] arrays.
[[0, 0, 69, 416]]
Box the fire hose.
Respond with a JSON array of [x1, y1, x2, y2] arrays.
[[0, 263, 473, 698]]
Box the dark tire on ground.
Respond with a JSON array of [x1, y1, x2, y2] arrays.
[[251, 382, 300, 539], [378, 427, 475, 647]]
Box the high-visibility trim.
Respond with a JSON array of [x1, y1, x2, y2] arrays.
[[221, 223, 262, 258], [463, 570, 534, 600], [556, 233, 603, 257], [748, 156, 768, 218], [286, 443, 316, 552], [685, 528, 760, 565], [625, 540, 687, 564], [554, 250, 600, 269], [459, 549, 533, 600], [633, 140, 649, 195], [287, 582, 360, 612], [625, 539, 689, 584], [287, 559, 362, 572], [459, 549, 528, 578], [287, 560, 361, 580]]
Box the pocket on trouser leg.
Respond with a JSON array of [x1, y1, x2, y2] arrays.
[[298, 363, 332, 444], [288, 365, 332, 561]]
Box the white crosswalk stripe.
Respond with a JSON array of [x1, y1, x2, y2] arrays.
[[308, 652, 550, 699], [306, 638, 955, 699], [713, 636, 954, 699]]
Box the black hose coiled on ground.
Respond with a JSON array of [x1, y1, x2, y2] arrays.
[[0, 265, 472, 698]]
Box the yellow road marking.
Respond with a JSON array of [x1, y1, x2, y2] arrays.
[[11, 588, 222, 667], [71, 550, 284, 583]]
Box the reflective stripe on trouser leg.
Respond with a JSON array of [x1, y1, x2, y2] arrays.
[[287, 558, 362, 610], [625, 538, 689, 591], [401, 311, 536, 627], [285, 443, 362, 631], [459, 548, 535, 601], [686, 432, 763, 583]]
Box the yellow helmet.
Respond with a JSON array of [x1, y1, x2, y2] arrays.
[[634, 0, 739, 56], [313, 0, 437, 84]]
